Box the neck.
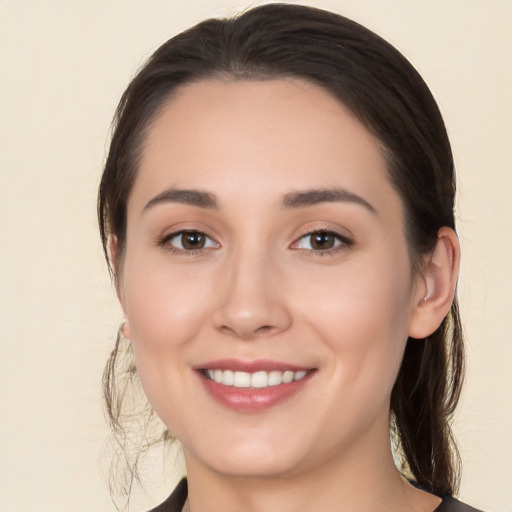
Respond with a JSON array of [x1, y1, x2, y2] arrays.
[[182, 422, 441, 512]]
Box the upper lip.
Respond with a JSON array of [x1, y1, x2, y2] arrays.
[[194, 358, 313, 373]]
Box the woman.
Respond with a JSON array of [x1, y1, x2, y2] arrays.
[[98, 4, 481, 511]]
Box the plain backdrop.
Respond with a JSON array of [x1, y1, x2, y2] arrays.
[[0, 1, 511, 511]]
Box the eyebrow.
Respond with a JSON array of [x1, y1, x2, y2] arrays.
[[143, 188, 219, 213], [142, 186, 376, 215], [281, 188, 376, 214]]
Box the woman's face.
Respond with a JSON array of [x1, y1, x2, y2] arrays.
[[119, 79, 426, 478]]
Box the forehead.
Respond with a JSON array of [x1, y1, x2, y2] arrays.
[[131, 78, 398, 214]]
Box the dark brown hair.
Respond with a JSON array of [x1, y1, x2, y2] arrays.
[[99, 3, 464, 499]]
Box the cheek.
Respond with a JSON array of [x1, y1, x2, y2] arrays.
[[122, 255, 211, 350], [296, 255, 414, 389], [299, 253, 412, 333], [120, 254, 214, 408]]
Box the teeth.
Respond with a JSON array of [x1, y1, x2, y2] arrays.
[[251, 371, 268, 388], [282, 370, 294, 383], [233, 371, 251, 388], [205, 369, 309, 388], [223, 369, 234, 385], [268, 371, 283, 386]]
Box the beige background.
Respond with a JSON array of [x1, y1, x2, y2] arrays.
[[0, 0, 510, 511]]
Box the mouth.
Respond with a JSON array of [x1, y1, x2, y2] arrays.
[[196, 360, 316, 412], [201, 368, 309, 388]]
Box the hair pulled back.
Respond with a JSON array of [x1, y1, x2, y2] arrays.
[[99, 3, 464, 498]]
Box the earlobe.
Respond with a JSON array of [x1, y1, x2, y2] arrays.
[[408, 227, 460, 339], [122, 320, 132, 341], [109, 236, 131, 338]]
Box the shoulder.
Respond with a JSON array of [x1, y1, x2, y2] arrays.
[[147, 479, 485, 512], [146, 478, 188, 512], [436, 495, 485, 512]]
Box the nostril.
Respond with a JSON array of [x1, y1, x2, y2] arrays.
[[255, 325, 274, 334], [217, 323, 282, 341], [212, 289, 293, 340]]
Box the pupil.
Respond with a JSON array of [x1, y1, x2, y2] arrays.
[[183, 232, 205, 250], [311, 233, 334, 250]]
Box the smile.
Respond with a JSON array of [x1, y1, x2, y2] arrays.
[[204, 369, 309, 388], [197, 361, 316, 412]]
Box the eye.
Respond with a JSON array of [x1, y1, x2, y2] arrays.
[[163, 230, 218, 252], [292, 230, 351, 252]]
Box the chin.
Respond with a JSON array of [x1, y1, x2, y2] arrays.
[[184, 432, 313, 479]]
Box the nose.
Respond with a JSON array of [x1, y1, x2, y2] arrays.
[[212, 248, 292, 341]]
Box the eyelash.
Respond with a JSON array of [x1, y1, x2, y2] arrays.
[[158, 230, 218, 255], [158, 228, 353, 255], [291, 229, 353, 256]]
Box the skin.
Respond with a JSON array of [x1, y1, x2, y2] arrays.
[[117, 79, 459, 512]]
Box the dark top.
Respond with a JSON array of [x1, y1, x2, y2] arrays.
[[148, 478, 483, 512]]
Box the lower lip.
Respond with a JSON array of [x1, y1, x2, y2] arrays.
[[199, 372, 315, 412]]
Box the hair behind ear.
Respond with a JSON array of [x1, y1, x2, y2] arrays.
[[392, 299, 464, 496], [392, 228, 463, 496]]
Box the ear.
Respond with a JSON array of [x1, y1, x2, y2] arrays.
[[122, 320, 132, 341], [109, 236, 132, 340], [408, 227, 460, 339]]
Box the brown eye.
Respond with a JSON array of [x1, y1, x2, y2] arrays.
[[310, 232, 336, 250], [181, 231, 206, 250], [293, 230, 350, 252], [165, 230, 217, 251]]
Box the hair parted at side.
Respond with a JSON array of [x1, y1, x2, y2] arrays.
[[99, 2, 464, 500]]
